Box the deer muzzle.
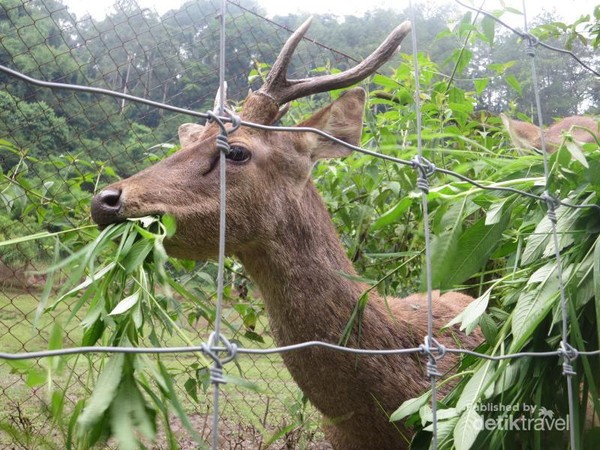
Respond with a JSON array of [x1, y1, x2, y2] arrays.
[[91, 188, 124, 226]]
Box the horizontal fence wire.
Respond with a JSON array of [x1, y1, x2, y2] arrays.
[[454, 0, 600, 77], [0, 1, 599, 449], [0, 65, 598, 213], [0, 341, 599, 361]]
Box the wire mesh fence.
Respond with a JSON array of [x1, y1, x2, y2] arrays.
[[1, 1, 349, 448], [0, 0, 599, 449]]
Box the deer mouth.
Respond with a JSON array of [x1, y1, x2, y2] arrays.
[[91, 188, 164, 227]]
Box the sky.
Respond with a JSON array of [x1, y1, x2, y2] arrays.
[[64, 0, 595, 24]]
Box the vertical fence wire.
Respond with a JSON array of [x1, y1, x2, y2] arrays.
[[520, 3, 578, 448], [408, 2, 440, 448], [211, 0, 229, 448]]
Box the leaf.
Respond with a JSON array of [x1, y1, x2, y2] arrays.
[[371, 74, 400, 89], [6, 360, 45, 387], [446, 199, 480, 229], [485, 199, 506, 225], [66, 400, 85, 449], [0, 230, 60, 248], [426, 200, 467, 290], [428, 228, 461, 289], [109, 290, 141, 316], [82, 319, 105, 346], [372, 197, 412, 230], [493, 362, 520, 396], [564, 140, 588, 167], [478, 313, 498, 344], [488, 61, 516, 75], [26, 368, 46, 387], [456, 361, 495, 411], [80, 293, 105, 329], [440, 211, 509, 289], [510, 268, 560, 350], [450, 48, 473, 75], [48, 321, 63, 351], [244, 330, 265, 343], [453, 362, 494, 450], [137, 216, 159, 229], [50, 390, 65, 421], [480, 15, 496, 45], [47, 321, 64, 371], [521, 218, 553, 265], [446, 288, 491, 334], [541, 207, 580, 259], [522, 201, 581, 264], [121, 239, 153, 273], [528, 262, 556, 284], [78, 353, 125, 428], [110, 375, 156, 449], [473, 78, 489, 96], [423, 417, 459, 447], [418, 405, 459, 424], [132, 224, 156, 240], [161, 214, 177, 237], [505, 74, 522, 95], [184, 378, 199, 403], [36, 238, 61, 326], [454, 408, 483, 450], [390, 391, 431, 422]]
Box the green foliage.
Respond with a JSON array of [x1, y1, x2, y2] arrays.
[[0, 214, 46, 267], [0, 0, 598, 448], [0, 141, 52, 266], [366, 18, 600, 449], [0, 92, 71, 169], [37, 215, 210, 448]]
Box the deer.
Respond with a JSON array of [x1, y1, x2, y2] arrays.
[[500, 113, 599, 154], [91, 18, 481, 450]]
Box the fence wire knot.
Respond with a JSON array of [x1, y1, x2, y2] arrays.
[[420, 335, 446, 378], [558, 341, 578, 376], [411, 156, 436, 194], [215, 134, 231, 155], [201, 332, 239, 385], [541, 190, 560, 224], [523, 33, 539, 57], [207, 108, 242, 155]]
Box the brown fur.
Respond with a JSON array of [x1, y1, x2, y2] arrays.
[[91, 89, 481, 449], [501, 113, 599, 153]]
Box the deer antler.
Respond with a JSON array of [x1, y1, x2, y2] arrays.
[[258, 17, 412, 106]]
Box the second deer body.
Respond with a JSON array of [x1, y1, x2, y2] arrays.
[[501, 113, 599, 153]]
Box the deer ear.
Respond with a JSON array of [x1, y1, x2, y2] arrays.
[[178, 123, 205, 147], [299, 88, 366, 160]]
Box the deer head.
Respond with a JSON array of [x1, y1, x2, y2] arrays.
[[501, 113, 599, 153], [91, 18, 412, 260]]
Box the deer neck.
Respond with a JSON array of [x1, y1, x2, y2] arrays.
[[236, 182, 365, 345]]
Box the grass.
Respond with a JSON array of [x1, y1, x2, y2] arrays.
[[0, 217, 329, 448], [0, 290, 84, 448], [0, 288, 325, 449]]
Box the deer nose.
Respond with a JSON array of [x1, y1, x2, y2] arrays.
[[91, 188, 123, 225]]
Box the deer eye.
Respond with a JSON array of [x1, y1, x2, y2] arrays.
[[226, 145, 251, 163]]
